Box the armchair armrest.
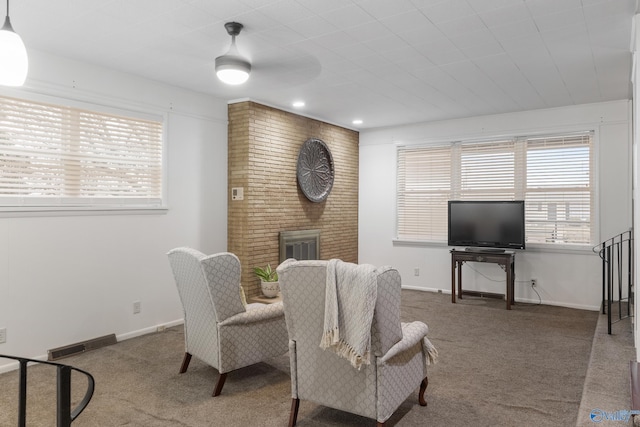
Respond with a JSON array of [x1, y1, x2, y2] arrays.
[[219, 302, 285, 326], [379, 321, 429, 364]]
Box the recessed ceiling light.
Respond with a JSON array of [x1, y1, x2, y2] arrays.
[[293, 101, 305, 108], [352, 119, 363, 125]]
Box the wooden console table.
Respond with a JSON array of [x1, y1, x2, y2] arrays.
[[450, 249, 516, 310]]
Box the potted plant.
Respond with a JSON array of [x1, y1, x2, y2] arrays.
[[253, 264, 280, 298]]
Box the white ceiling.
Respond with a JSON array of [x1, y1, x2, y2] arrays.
[[11, 0, 638, 129]]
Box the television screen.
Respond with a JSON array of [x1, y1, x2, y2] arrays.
[[448, 200, 525, 250]]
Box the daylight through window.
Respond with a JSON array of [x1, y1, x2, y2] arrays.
[[0, 95, 163, 210], [396, 132, 594, 246]]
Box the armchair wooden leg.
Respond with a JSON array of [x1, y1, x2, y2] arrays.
[[179, 352, 192, 374], [418, 376, 428, 406], [212, 372, 228, 397], [376, 423, 385, 427], [288, 398, 300, 427]]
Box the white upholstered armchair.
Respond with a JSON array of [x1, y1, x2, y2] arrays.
[[167, 247, 288, 396], [277, 259, 436, 427]]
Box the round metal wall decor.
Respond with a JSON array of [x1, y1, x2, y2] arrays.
[[296, 138, 334, 203]]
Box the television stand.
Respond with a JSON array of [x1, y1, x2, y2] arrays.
[[450, 249, 516, 310], [464, 247, 505, 253]]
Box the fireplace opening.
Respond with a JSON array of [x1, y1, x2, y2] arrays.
[[279, 230, 320, 263]]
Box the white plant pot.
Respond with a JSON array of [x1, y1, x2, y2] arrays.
[[260, 280, 280, 298]]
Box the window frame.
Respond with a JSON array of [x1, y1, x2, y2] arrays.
[[0, 90, 168, 217], [394, 129, 599, 252]]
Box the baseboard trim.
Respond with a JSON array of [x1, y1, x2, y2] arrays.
[[402, 286, 448, 294], [400, 286, 600, 311], [116, 319, 184, 342], [0, 319, 185, 374], [0, 355, 48, 374]]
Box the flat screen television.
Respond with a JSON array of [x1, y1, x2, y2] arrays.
[[448, 200, 525, 251]]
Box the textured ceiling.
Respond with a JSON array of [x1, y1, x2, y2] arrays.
[[11, 0, 638, 129]]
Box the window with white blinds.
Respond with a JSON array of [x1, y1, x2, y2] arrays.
[[524, 134, 593, 245], [397, 144, 451, 240], [396, 131, 594, 246], [0, 95, 164, 210]]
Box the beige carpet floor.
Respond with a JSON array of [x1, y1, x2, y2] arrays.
[[0, 290, 601, 426]]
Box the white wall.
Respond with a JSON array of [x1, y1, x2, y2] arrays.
[[359, 100, 631, 310], [0, 50, 228, 371]]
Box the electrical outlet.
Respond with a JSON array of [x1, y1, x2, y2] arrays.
[[531, 279, 537, 287], [133, 301, 141, 314], [156, 325, 166, 333], [414, 268, 420, 276], [0, 328, 6, 344]]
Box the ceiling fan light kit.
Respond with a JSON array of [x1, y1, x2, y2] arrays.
[[0, 0, 28, 86], [215, 22, 251, 85]]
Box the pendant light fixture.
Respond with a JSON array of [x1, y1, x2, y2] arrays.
[[0, 0, 27, 86], [215, 22, 251, 85]]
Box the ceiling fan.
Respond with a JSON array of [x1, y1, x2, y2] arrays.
[[214, 22, 321, 88], [215, 22, 251, 85]]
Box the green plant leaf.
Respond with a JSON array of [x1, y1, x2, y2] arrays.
[[253, 264, 278, 282]]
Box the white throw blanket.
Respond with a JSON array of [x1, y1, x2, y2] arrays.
[[422, 336, 439, 367], [380, 321, 439, 368], [321, 259, 378, 369]]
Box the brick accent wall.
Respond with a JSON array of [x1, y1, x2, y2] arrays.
[[228, 101, 359, 299]]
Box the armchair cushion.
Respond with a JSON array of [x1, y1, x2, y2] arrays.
[[218, 302, 285, 326]]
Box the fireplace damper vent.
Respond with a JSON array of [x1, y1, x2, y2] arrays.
[[280, 229, 320, 263]]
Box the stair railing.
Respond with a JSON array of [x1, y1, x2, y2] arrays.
[[593, 228, 634, 334], [0, 354, 95, 427]]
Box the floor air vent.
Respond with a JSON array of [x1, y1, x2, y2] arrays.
[[48, 333, 117, 361]]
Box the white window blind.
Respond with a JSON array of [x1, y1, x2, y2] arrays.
[[524, 134, 593, 245], [0, 95, 163, 209], [396, 131, 594, 246], [459, 140, 518, 200], [397, 144, 451, 241]]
